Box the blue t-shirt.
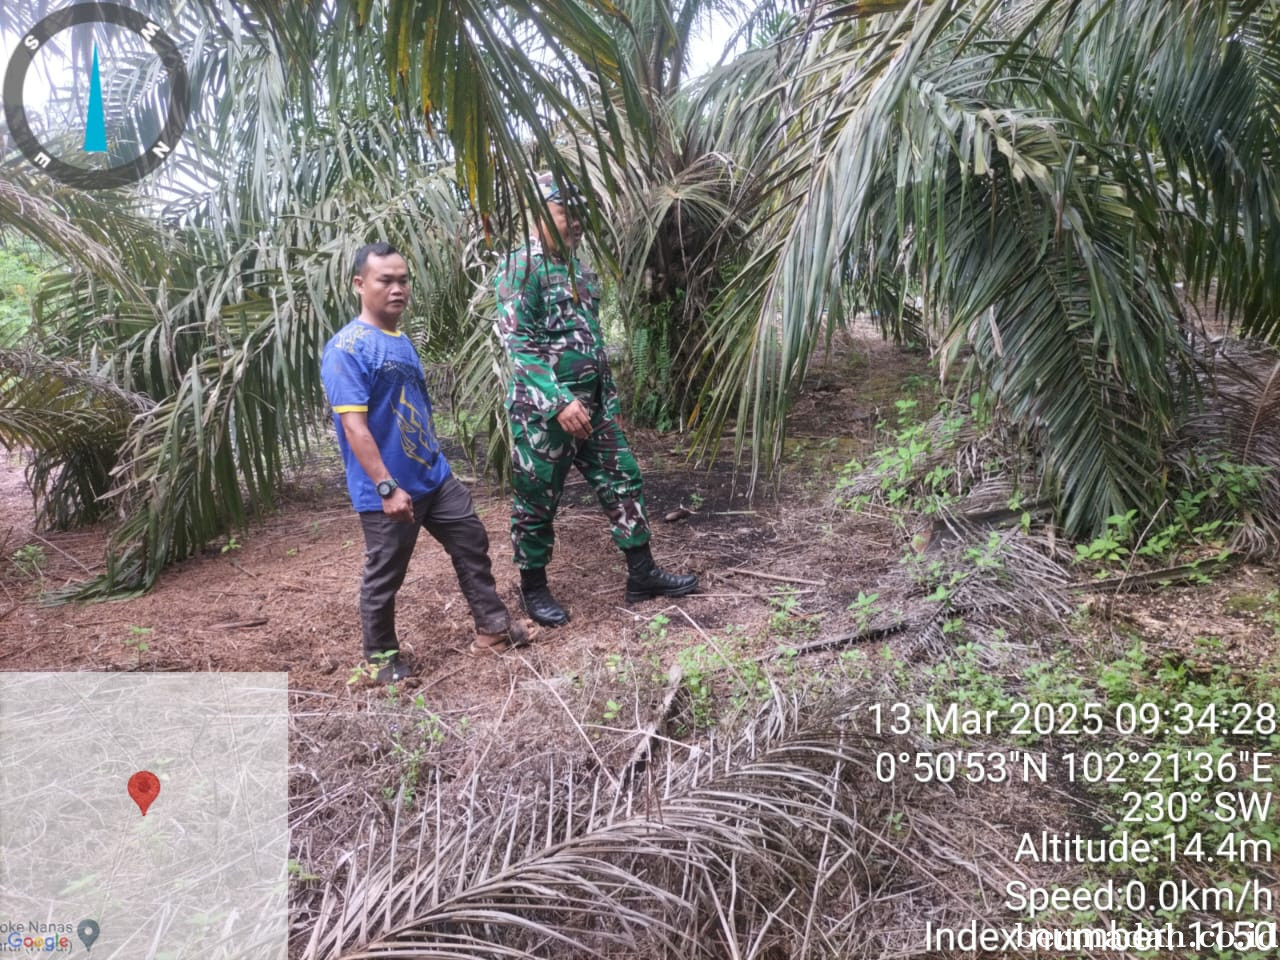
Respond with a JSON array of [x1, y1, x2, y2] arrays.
[[321, 319, 451, 511]]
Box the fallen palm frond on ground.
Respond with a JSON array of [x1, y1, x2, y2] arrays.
[[291, 694, 1025, 960], [1177, 339, 1280, 557], [783, 522, 1076, 669], [0, 349, 149, 529]]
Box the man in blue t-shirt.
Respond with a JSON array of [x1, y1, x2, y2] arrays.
[[322, 242, 527, 681]]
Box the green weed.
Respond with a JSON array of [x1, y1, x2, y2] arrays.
[[10, 543, 46, 579], [347, 650, 397, 686], [286, 859, 321, 882], [122, 625, 153, 665], [641, 613, 670, 645], [1085, 635, 1279, 940], [767, 585, 817, 640]]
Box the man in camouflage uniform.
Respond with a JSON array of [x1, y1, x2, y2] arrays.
[[493, 172, 697, 626]]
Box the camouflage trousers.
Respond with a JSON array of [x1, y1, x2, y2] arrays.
[[510, 404, 650, 569]]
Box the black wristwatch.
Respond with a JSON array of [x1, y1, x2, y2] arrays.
[[376, 479, 399, 498]]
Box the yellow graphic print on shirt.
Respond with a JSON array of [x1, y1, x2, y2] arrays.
[[395, 385, 439, 468]]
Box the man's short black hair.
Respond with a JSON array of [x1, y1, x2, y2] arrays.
[[353, 242, 402, 276]]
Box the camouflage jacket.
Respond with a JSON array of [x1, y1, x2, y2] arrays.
[[494, 238, 618, 423]]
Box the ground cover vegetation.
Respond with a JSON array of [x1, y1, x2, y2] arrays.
[[2, 1, 1279, 958]]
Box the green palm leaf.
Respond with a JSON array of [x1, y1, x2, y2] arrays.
[[688, 0, 1280, 536]]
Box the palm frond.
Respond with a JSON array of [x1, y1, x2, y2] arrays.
[[1175, 339, 1280, 554], [0, 176, 160, 314], [684, 0, 1278, 537], [0, 349, 147, 528], [295, 698, 972, 960]]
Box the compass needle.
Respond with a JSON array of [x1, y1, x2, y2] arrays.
[[84, 43, 108, 153]]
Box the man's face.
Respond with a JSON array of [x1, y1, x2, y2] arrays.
[[542, 200, 583, 254], [353, 252, 410, 320]]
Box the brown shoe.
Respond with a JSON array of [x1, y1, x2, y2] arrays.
[[468, 621, 533, 656]]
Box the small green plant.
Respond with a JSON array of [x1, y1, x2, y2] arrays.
[[122, 625, 153, 665], [1074, 509, 1137, 565], [674, 644, 715, 728], [838, 649, 870, 680], [921, 643, 1011, 732], [1007, 491, 1033, 533], [10, 544, 46, 579], [602, 699, 622, 722], [286, 547, 298, 558], [1083, 634, 1279, 934], [963, 531, 1007, 571], [347, 650, 396, 686], [287, 858, 320, 882], [1202, 454, 1268, 511], [641, 613, 670, 644], [836, 399, 977, 516], [849, 591, 880, 634], [604, 652, 634, 685], [383, 698, 452, 804], [688, 491, 705, 510], [1072, 456, 1267, 571], [731, 657, 772, 707], [220, 534, 242, 554], [767, 585, 817, 640]]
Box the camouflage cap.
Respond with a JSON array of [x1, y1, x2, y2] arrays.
[[536, 170, 586, 207]]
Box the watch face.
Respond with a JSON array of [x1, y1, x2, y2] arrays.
[[377, 480, 395, 497]]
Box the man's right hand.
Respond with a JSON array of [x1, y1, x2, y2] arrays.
[[383, 487, 414, 523], [555, 398, 592, 439]]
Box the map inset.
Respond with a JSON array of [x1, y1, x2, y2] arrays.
[[0, 673, 288, 958]]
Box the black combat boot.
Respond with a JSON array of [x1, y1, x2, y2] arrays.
[[624, 544, 698, 603], [520, 567, 570, 627]]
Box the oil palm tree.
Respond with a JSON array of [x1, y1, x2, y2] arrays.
[[451, 0, 775, 449], [0, 0, 645, 593], [3, 0, 1278, 595], [690, 0, 1280, 535], [596, 0, 777, 430]]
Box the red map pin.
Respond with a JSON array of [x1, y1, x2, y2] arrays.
[[127, 771, 161, 816]]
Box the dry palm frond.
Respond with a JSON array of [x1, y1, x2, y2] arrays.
[[859, 520, 1075, 667], [837, 398, 1042, 518], [0, 349, 148, 528], [293, 697, 985, 960], [1174, 338, 1280, 556]]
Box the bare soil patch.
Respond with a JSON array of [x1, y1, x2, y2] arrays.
[[0, 321, 927, 690]]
